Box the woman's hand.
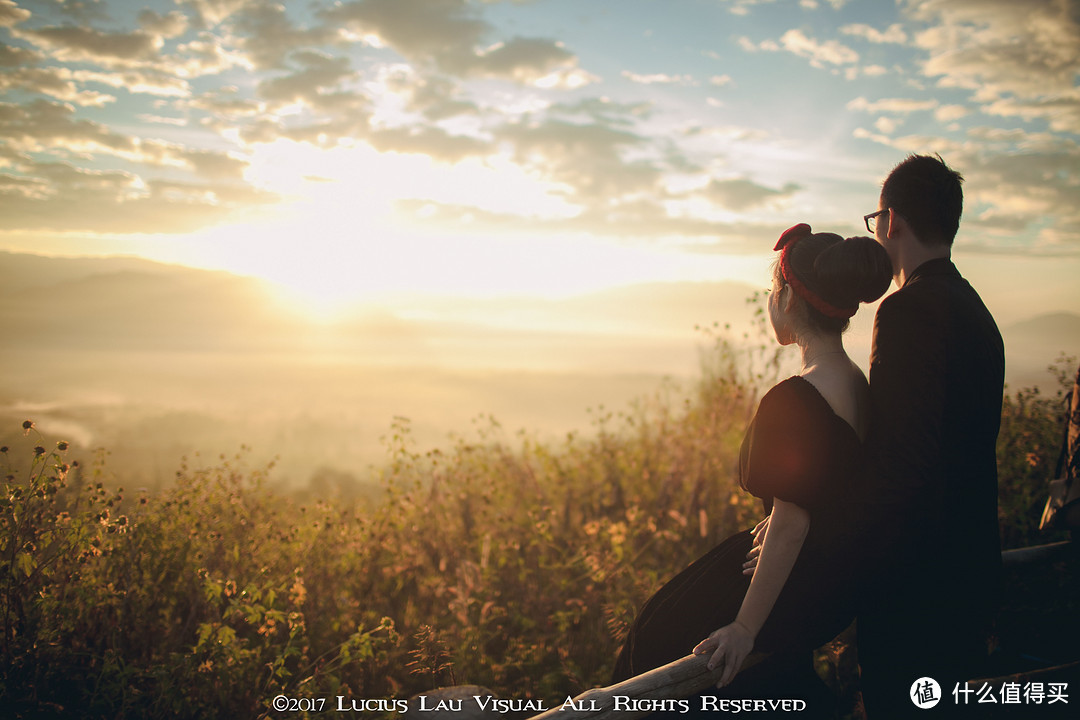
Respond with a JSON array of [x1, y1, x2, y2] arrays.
[[743, 515, 770, 575], [692, 621, 756, 688]]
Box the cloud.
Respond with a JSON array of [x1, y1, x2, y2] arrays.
[[396, 195, 794, 251], [0, 160, 277, 234], [721, 0, 781, 16], [382, 69, 479, 121], [231, 1, 340, 70], [0, 0, 30, 27], [13, 24, 164, 66], [70, 69, 191, 98], [851, 123, 1080, 250], [0, 66, 116, 106], [742, 29, 860, 69], [840, 23, 908, 44], [190, 86, 262, 120], [981, 93, 1080, 135], [180, 0, 252, 27], [169, 34, 251, 78], [701, 177, 802, 211], [623, 71, 696, 86], [138, 9, 190, 39], [0, 99, 248, 178], [906, 0, 1080, 130], [257, 51, 358, 107], [549, 97, 654, 126], [322, 0, 487, 66], [321, 0, 582, 85], [497, 118, 662, 202], [473, 36, 577, 84], [0, 43, 39, 66], [365, 125, 490, 163], [0, 98, 134, 154], [934, 104, 971, 122], [778, 29, 859, 67], [874, 117, 900, 134], [847, 96, 939, 113]]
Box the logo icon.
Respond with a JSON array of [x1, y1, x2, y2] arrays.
[[911, 677, 942, 709]]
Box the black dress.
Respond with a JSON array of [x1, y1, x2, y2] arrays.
[[611, 376, 862, 714]]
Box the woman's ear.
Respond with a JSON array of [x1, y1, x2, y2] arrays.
[[783, 284, 798, 313]]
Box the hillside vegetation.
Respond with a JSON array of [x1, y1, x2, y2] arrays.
[[1, 328, 1073, 719]]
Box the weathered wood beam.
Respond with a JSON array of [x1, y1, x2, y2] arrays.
[[1001, 541, 1073, 567], [529, 653, 767, 720]]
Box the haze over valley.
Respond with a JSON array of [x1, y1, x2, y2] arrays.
[[3, 251, 1076, 493]]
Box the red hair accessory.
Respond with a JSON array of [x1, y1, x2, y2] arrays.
[[774, 223, 858, 319]]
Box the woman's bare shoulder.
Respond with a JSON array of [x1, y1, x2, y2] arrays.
[[800, 359, 867, 435]]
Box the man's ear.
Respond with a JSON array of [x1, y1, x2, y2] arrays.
[[886, 208, 905, 240]]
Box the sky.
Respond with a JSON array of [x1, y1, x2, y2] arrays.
[[1, 0, 1078, 323]]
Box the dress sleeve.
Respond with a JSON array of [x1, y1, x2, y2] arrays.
[[742, 380, 834, 510]]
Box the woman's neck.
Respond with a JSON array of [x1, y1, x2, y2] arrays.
[[798, 332, 845, 371]]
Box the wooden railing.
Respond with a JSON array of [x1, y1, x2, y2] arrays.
[[530, 652, 759, 720]]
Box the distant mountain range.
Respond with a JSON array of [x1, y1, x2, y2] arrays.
[[2, 250, 1075, 379], [2, 250, 1075, 486]]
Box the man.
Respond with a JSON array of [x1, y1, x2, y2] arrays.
[[855, 154, 1005, 718]]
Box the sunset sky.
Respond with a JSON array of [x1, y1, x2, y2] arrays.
[[1, 0, 1078, 323]]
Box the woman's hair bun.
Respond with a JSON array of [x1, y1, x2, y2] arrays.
[[811, 235, 893, 308]]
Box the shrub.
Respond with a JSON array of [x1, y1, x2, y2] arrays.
[[0, 343, 1073, 718]]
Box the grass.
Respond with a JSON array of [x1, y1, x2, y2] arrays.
[[0, 330, 1074, 719]]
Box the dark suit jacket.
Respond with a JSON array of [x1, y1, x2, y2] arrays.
[[857, 257, 1005, 630]]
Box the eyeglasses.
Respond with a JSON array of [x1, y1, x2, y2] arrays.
[[864, 209, 888, 233]]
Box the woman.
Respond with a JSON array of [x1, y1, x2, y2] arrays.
[[611, 224, 893, 716]]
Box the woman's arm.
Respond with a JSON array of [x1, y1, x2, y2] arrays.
[[743, 515, 770, 575], [693, 498, 810, 686]]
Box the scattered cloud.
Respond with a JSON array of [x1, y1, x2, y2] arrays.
[[0, 65, 115, 106], [840, 23, 908, 45], [0, 159, 277, 234], [497, 118, 660, 202], [0, 99, 241, 177], [778, 29, 859, 68], [138, 9, 190, 39], [12, 24, 164, 67], [934, 104, 971, 123], [623, 71, 696, 86], [180, 0, 253, 27], [700, 177, 801, 211], [231, 1, 340, 70], [906, 0, 1080, 131], [741, 29, 860, 69], [0, 0, 1074, 263], [847, 96, 939, 114], [70, 68, 191, 97], [0, 0, 30, 27]]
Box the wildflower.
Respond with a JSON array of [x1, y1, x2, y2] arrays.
[[22, 420, 33, 434], [34, 446, 45, 457], [0, 446, 7, 453], [57, 441, 69, 451]]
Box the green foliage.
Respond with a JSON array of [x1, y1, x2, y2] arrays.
[[997, 354, 1077, 550], [0, 339, 1072, 719]]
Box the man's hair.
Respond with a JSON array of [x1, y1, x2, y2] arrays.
[[881, 154, 964, 246]]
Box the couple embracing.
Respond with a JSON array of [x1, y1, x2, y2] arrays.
[[612, 154, 1005, 719]]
